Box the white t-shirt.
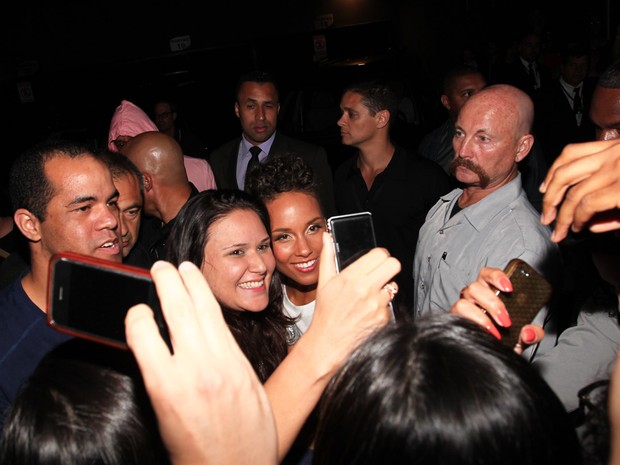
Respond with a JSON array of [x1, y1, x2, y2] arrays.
[[282, 285, 315, 336]]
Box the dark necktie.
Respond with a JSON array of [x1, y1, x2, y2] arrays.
[[573, 87, 582, 115], [528, 62, 538, 90], [247, 146, 261, 174]]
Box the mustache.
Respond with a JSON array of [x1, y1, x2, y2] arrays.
[[449, 157, 491, 188]]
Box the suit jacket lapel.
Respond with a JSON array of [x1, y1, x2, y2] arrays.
[[227, 137, 242, 188]]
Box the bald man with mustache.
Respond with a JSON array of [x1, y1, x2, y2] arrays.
[[412, 85, 560, 353]]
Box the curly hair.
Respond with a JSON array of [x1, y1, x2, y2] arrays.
[[245, 153, 322, 209]]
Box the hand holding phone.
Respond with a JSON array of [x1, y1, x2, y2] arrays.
[[47, 252, 171, 352], [494, 259, 552, 348]]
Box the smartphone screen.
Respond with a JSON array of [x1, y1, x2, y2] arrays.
[[495, 259, 552, 348], [327, 212, 377, 272], [47, 252, 171, 351]]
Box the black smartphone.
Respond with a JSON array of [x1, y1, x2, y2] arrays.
[[495, 258, 552, 348], [47, 252, 171, 352], [327, 212, 377, 272]]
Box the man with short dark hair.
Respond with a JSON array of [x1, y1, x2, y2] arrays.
[[208, 70, 336, 216], [0, 139, 122, 426], [96, 149, 151, 268], [334, 79, 453, 315], [153, 97, 208, 159], [418, 64, 487, 174]]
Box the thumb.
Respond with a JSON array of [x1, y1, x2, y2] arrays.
[[318, 232, 337, 289]]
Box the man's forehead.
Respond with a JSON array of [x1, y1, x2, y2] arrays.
[[239, 82, 278, 100], [45, 155, 114, 192], [114, 173, 141, 196]]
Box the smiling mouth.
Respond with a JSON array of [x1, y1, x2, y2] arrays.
[[238, 280, 265, 289], [293, 259, 317, 271]]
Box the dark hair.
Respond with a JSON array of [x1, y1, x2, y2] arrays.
[[153, 97, 178, 113], [245, 154, 322, 211], [313, 314, 582, 465], [9, 139, 96, 220], [165, 189, 293, 382], [235, 70, 280, 103], [598, 59, 620, 89], [343, 79, 400, 129], [0, 350, 166, 465], [442, 64, 486, 94], [95, 148, 144, 195], [561, 41, 590, 65]]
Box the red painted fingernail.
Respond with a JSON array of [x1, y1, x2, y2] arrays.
[[486, 324, 501, 340], [523, 328, 536, 343], [496, 310, 512, 328], [499, 277, 512, 292]]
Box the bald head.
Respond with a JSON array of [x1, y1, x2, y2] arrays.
[[461, 84, 534, 137], [124, 131, 188, 184], [451, 84, 535, 196]]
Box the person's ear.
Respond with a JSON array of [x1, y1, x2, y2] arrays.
[[441, 95, 450, 110], [515, 134, 534, 162], [376, 109, 390, 129], [142, 173, 154, 192], [234, 102, 241, 119], [14, 208, 42, 242]]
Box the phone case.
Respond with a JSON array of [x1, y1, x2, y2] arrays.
[[327, 212, 377, 272], [47, 252, 171, 352], [495, 258, 552, 348]]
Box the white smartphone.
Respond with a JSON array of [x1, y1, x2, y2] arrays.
[[47, 252, 171, 352], [327, 212, 377, 272]]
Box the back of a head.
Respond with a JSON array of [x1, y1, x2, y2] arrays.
[[312, 314, 581, 465], [123, 131, 187, 185], [9, 139, 95, 221], [245, 153, 321, 210], [0, 350, 166, 465]]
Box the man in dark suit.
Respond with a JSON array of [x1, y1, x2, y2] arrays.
[[494, 29, 552, 100], [535, 42, 596, 166], [208, 70, 336, 216]]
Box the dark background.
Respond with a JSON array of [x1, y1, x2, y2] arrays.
[[1, 0, 618, 184]]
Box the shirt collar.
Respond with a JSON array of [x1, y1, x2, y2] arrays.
[[241, 132, 276, 157], [442, 173, 524, 231], [559, 77, 582, 94]]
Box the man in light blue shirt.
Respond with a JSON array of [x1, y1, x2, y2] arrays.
[[413, 84, 560, 352]]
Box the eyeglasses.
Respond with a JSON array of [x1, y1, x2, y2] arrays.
[[155, 111, 172, 119]]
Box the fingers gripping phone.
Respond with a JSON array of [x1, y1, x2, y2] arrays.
[[327, 212, 377, 272], [47, 252, 172, 352], [495, 258, 552, 348]]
